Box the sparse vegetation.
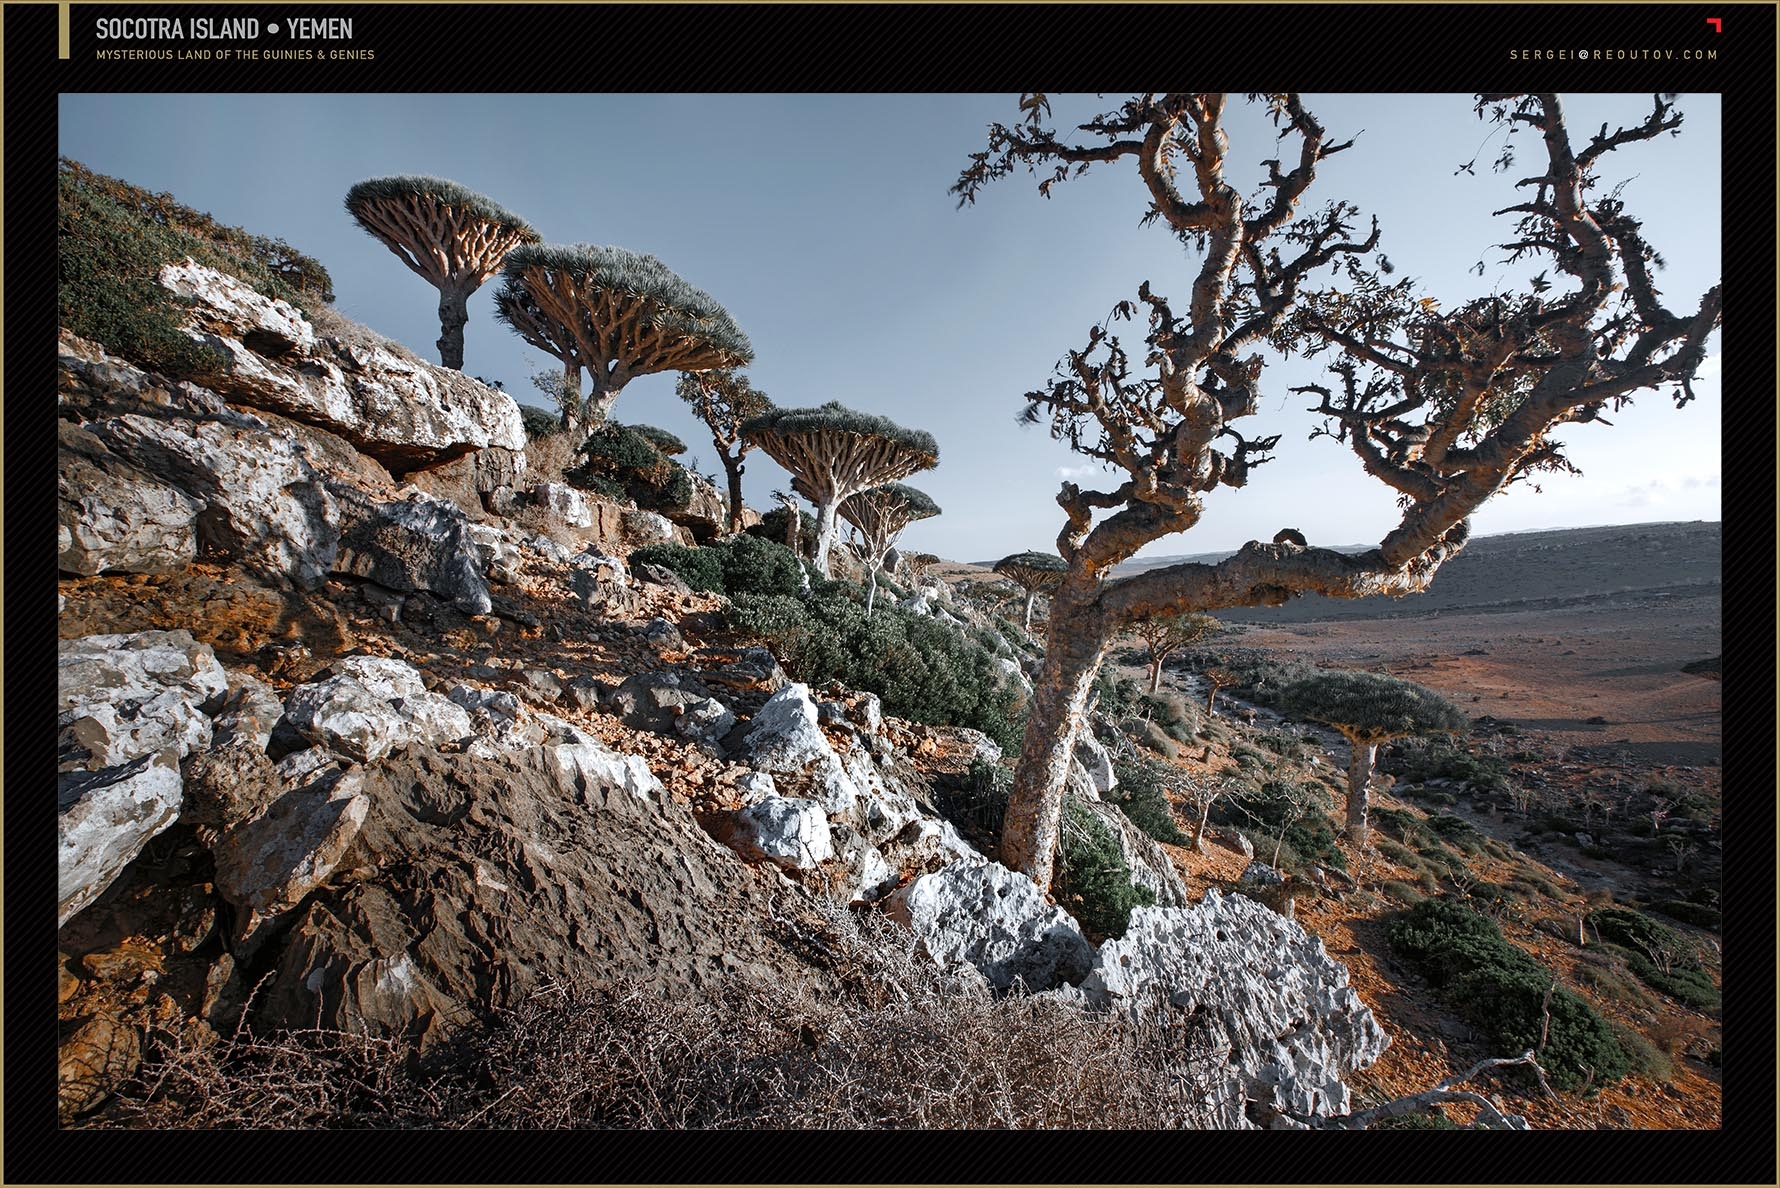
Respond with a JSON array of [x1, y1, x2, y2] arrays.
[[1055, 798, 1156, 940], [1389, 898, 1630, 1091], [59, 158, 332, 375]]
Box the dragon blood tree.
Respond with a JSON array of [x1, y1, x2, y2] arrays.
[[835, 482, 941, 616], [677, 368, 774, 533], [493, 244, 752, 437], [1128, 610, 1221, 694], [741, 402, 938, 577], [1280, 670, 1467, 843], [344, 176, 539, 370], [992, 551, 1068, 632], [955, 92, 1720, 891]]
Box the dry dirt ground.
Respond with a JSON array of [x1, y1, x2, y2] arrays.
[[1105, 522, 1723, 1129]]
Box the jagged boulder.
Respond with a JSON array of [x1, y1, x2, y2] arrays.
[[740, 683, 859, 816], [84, 409, 339, 590], [467, 524, 526, 585], [1081, 892, 1390, 1122], [621, 509, 679, 547], [666, 472, 728, 543], [248, 744, 821, 1043], [156, 261, 526, 471], [726, 796, 835, 870], [58, 749, 183, 927], [283, 657, 473, 763], [331, 486, 493, 615], [58, 421, 202, 576], [887, 860, 1095, 992], [530, 482, 593, 529], [58, 631, 230, 770], [1073, 732, 1118, 798], [212, 769, 371, 951]]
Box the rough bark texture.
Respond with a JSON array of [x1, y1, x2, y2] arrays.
[[999, 579, 1110, 886], [436, 283, 471, 371], [1345, 737, 1378, 843]]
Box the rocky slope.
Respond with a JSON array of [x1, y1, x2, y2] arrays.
[[57, 261, 1390, 1127]]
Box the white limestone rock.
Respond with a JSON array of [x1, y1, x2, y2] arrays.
[[58, 631, 229, 770], [886, 859, 1095, 992], [57, 748, 184, 927], [1082, 891, 1390, 1120], [728, 796, 834, 870]]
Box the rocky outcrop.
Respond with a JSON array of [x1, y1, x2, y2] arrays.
[[330, 486, 493, 615], [85, 405, 340, 591], [58, 631, 229, 770], [212, 769, 371, 950], [282, 657, 473, 763], [58, 421, 202, 576], [1081, 893, 1390, 1123], [248, 745, 826, 1044], [887, 860, 1095, 992], [58, 749, 184, 927], [666, 472, 728, 543], [157, 261, 526, 471]]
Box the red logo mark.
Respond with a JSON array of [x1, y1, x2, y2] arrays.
[[1706, 17, 1722, 32]]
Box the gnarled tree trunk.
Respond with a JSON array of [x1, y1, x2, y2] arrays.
[[1345, 735, 1378, 843], [559, 360, 583, 437], [811, 494, 841, 577], [720, 452, 747, 534], [1001, 580, 1110, 891], [436, 282, 472, 370]]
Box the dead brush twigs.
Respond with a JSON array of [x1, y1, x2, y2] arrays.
[[93, 900, 1233, 1129]]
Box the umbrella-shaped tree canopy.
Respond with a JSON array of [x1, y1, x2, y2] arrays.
[[494, 244, 752, 432], [993, 550, 1068, 630], [833, 482, 941, 615], [742, 402, 938, 577], [1280, 668, 1467, 842], [344, 175, 539, 369]]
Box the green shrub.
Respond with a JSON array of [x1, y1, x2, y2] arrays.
[[1055, 797, 1154, 940], [1382, 735, 1512, 796], [1426, 813, 1486, 855], [1107, 756, 1187, 846], [1650, 899, 1721, 930], [1381, 879, 1428, 905], [518, 405, 560, 440], [1612, 1023, 1677, 1084], [1389, 898, 1628, 1091], [1212, 780, 1344, 872], [747, 506, 818, 557], [60, 158, 333, 376], [713, 533, 804, 598], [1125, 719, 1178, 758], [566, 422, 694, 511], [1370, 1110, 1460, 1130], [630, 542, 724, 593], [935, 756, 1011, 838], [725, 589, 1023, 753], [1137, 691, 1199, 744]]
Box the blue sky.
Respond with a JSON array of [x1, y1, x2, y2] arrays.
[[59, 93, 1721, 562]]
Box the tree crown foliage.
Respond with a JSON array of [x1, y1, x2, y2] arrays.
[[841, 482, 941, 522], [628, 424, 688, 455], [344, 175, 539, 240], [497, 243, 753, 362], [1280, 669, 1468, 743], [676, 369, 774, 441], [993, 551, 1069, 585], [742, 401, 939, 461]]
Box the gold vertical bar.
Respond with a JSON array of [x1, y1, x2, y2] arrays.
[[60, 1, 72, 58]]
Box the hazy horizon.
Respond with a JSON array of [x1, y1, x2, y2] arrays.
[[59, 93, 1722, 562]]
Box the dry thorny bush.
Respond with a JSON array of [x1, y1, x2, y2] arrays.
[[94, 901, 1234, 1129]]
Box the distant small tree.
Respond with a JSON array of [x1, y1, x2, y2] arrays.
[[905, 552, 942, 585], [741, 402, 939, 577], [677, 369, 774, 534], [1129, 611, 1221, 694], [344, 175, 539, 370], [1179, 773, 1240, 852], [992, 552, 1067, 632], [1280, 669, 1468, 844], [837, 483, 941, 616], [1200, 664, 1238, 716], [495, 244, 752, 438]]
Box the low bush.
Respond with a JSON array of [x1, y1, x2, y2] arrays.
[[745, 505, 818, 558], [1426, 813, 1486, 855], [1055, 797, 1155, 940], [1212, 780, 1344, 873], [1106, 756, 1187, 846], [1125, 719, 1179, 759], [60, 158, 335, 376], [726, 589, 1023, 753], [1389, 897, 1630, 1091], [1380, 879, 1428, 905], [1381, 735, 1512, 797], [630, 542, 724, 593], [1650, 899, 1721, 930], [1137, 692, 1200, 745], [566, 422, 695, 511], [517, 405, 561, 440]]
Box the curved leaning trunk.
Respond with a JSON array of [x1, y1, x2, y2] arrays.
[[1345, 735, 1378, 843], [1001, 580, 1109, 893], [436, 283, 472, 370]]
